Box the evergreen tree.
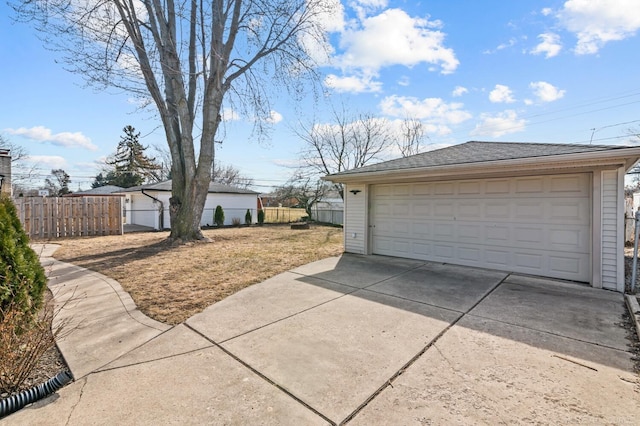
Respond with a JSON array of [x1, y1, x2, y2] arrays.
[[106, 126, 161, 188], [0, 195, 47, 317]]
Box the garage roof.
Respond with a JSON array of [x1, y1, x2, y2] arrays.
[[325, 141, 640, 182], [119, 180, 259, 194]]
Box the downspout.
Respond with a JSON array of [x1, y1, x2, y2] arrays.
[[141, 189, 164, 230]]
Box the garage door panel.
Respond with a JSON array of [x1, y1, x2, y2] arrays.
[[433, 244, 455, 259], [550, 174, 590, 194], [434, 202, 454, 217], [514, 227, 544, 244], [434, 182, 454, 195], [550, 199, 590, 223], [458, 202, 482, 218], [392, 203, 410, 216], [434, 223, 455, 239], [412, 202, 431, 216], [459, 181, 481, 194], [412, 183, 432, 195], [549, 256, 583, 275], [515, 177, 545, 193], [485, 202, 511, 219], [458, 224, 481, 242], [485, 249, 510, 267], [371, 173, 591, 282], [515, 201, 544, 219], [458, 247, 482, 262], [373, 237, 409, 255], [393, 185, 410, 196], [485, 179, 511, 194], [485, 225, 510, 242]]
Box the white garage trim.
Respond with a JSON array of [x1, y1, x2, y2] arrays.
[[368, 174, 591, 282]]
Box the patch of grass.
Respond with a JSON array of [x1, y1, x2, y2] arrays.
[[52, 224, 343, 324]]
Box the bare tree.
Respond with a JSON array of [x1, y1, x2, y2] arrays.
[[273, 172, 329, 217], [44, 169, 71, 196], [212, 161, 254, 189], [397, 117, 426, 157], [13, 0, 329, 242], [296, 107, 393, 198]]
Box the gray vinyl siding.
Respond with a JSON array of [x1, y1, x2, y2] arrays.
[[601, 170, 620, 291], [344, 184, 366, 254]]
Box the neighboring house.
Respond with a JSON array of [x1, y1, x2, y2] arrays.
[[0, 148, 11, 196], [260, 192, 300, 208], [310, 192, 344, 225], [119, 180, 259, 230], [324, 141, 640, 293], [63, 185, 125, 197], [632, 191, 640, 214]]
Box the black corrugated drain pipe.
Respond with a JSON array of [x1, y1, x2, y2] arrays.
[[0, 370, 73, 418]]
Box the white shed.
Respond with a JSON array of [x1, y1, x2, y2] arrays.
[[324, 141, 640, 292], [120, 180, 259, 230]]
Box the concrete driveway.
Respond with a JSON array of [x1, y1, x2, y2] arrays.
[[5, 250, 639, 425]]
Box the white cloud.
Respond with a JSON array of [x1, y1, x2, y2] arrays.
[[397, 75, 410, 86], [530, 33, 562, 58], [470, 110, 526, 137], [380, 95, 472, 135], [324, 73, 382, 93], [541, 8, 553, 16], [452, 86, 468, 97], [483, 38, 518, 54], [349, 0, 389, 21], [267, 110, 283, 124], [529, 81, 566, 102], [489, 84, 516, 103], [26, 155, 68, 169], [557, 0, 640, 54], [299, 0, 345, 65], [4, 126, 97, 150], [336, 8, 459, 74], [354, 0, 388, 8]]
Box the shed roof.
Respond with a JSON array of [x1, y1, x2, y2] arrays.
[[119, 180, 259, 195]]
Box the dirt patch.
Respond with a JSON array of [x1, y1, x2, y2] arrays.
[[52, 224, 344, 324]]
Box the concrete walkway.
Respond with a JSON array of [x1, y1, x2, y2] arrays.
[[3, 245, 639, 425]]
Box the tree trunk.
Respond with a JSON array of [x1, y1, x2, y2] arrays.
[[168, 179, 209, 242]]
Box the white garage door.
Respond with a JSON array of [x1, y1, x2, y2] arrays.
[[370, 174, 591, 282]]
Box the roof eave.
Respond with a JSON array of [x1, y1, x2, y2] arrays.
[[324, 148, 640, 184]]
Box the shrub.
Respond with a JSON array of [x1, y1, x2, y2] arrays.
[[214, 205, 225, 227], [245, 209, 252, 225], [0, 293, 59, 394], [231, 217, 241, 227], [257, 209, 265, 225], [0, 195, 47, 319]]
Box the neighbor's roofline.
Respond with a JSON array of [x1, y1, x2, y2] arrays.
[[323, 146, 640, 184]]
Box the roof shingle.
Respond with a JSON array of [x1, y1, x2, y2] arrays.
[[328, 141, 624, 177]]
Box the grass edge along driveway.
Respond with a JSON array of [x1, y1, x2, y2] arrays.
[[52, 224, 344, 324]]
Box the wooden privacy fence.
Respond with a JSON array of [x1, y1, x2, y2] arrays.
[[13, 196, 123, 239], [261, 207, 307, 223]]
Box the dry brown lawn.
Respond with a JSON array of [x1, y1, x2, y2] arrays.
[[52, 224, 343, 324]]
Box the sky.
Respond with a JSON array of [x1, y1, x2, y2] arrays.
[[1, 0, 640, 192]]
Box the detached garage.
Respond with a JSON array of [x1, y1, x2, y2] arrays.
[[324, 141, 640, 292], [119, 180, 259, 230]]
